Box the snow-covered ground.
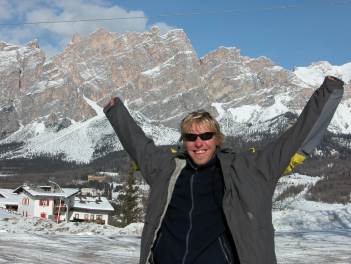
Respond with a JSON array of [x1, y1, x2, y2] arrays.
[[271, 174, 351, 263], [0, 173, 350, 263], [273, 201, 351, 264], [0, 211, 142, 264], [1, 198, 350, 264], [275, 229, 351, 264]]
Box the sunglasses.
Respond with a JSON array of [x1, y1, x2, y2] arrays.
[[182, 132, 215, 142]]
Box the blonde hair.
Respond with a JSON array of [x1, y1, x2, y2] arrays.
[[180, 110, 224, 145]]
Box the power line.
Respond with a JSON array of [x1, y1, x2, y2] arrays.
[[0, 0, 351, 26]]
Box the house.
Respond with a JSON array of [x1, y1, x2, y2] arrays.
[[17, 184, 79, 222], [0, 188, 21, 211], [80, 187, 102, 197], [87, 175, 106, 183], [70, 195, 114, 225], [1, 184, 115, 225]]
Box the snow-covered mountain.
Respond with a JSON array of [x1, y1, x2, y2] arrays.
[[0, 27, 350, 163]]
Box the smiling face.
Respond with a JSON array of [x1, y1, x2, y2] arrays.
[[183, 123, 219, 166]]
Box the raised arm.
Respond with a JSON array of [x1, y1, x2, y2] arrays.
[[255, 76, 344, 182], [104, 97, 174, 185]]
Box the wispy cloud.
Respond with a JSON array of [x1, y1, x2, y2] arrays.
[[0, 0, 174, 58]]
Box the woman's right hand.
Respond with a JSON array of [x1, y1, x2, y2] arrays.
[[103, 97, 117, 113]]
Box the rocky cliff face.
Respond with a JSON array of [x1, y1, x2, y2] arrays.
[[0, 27, 350, 162], [0, 39, 96, 139]]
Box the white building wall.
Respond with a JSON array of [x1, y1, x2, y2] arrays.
[[102, 214, 109, 224], [18, 196, 36, 218], [34, 199, 54, 219], [20, 197, 75, 222], [69, 211, 110, 225], [17, 197, 25, 216], [62, 197, 75, 221]]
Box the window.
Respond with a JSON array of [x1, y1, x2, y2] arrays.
[[84, 214, 89, 220], [22, 198, 29, 205], [96, 215, 103, 220], [39, 199, 50, 206], [75, 213, 79, 219], [90, 214, 94, 221]]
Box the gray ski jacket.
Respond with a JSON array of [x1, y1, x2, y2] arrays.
[[104, 77, 344, 264]]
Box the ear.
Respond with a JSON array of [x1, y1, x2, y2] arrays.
[[214, 135, 222, 146], [214, 136, 220, 146]]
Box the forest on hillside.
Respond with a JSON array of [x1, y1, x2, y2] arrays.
[[0, 131, 350, 204]]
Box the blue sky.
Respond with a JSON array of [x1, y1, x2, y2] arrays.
[[0, 0, 350, 69]]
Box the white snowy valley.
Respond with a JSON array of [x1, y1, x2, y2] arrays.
[[0, 174, 350, 264]]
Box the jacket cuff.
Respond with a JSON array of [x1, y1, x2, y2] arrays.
[[323, 76, 344, 90], [103, 98, 117, 114]]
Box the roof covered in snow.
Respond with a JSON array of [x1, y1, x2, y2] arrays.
[[21, 185, 79, 199], [72, 196, 114, 211], [0, 188, 22, 206]]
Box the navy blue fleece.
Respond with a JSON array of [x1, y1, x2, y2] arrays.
[[153, 156, 229, 263]]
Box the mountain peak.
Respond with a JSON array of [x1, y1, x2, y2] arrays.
[[0, 28, 350, 162], [70, 33, 83, 44], [26, 39, 39, 49]]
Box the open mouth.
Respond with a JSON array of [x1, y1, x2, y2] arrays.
[[193, 149, 207, 154]]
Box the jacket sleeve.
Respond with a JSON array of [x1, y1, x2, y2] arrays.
[[255, 76, 344, 182], [104, 98, 174, 186]]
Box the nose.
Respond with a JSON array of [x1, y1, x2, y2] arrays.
[[194, 137, 204, 147]]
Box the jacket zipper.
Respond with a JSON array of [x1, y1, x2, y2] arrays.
[[181, 170, 196, 264]]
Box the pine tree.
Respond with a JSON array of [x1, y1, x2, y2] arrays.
[[115, 161, 142, 227]]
